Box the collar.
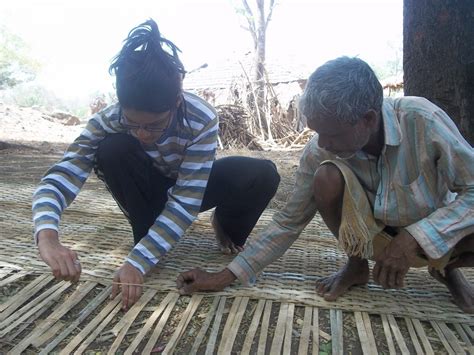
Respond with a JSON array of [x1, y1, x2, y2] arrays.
[[381, 97, 402, 147]]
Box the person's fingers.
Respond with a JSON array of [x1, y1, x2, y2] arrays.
[[111, 274, 120, 300], [65, 257, 78, 282], [72, 259, 82, 283], [131, 284, 142, 308], [378, 266, 389, 288], [48, 258, 61, 279], [176, 273, 185, 288], [122, 283, 130, 310], [58, 258, 71, 281], [373, 262, 381, 284], [396, 269, 406, 288], [388, 268, 397, 289]]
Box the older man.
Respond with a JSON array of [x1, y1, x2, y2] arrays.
[[177, 57, 474, 313]]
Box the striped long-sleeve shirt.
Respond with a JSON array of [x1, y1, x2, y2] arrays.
[[228, 96, 474, 285], [32, 92, 218, 274]]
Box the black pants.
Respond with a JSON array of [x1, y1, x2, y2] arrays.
[[94, 134, 280, 246]]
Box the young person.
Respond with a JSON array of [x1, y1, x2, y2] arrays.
[[33, 19, 280, 309]]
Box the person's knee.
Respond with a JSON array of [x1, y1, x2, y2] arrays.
[[259, 160, 280, 195], [313, 163, 344, 209]]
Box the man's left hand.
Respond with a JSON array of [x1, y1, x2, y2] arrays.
[[373, 229, 421, 289], [111, 262, 144, 310]]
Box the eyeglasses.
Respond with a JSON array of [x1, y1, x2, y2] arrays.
[[119, 111, 172, 133]]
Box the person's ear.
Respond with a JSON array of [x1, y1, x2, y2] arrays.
[[362, 109, 378, 130], [175, 94, 183, 108]]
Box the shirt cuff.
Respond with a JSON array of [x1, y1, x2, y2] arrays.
[[227, 255, 258, 287], [125, 255, 149, 275], [405, 220, 450, 259], [34, 224, 59, 245]]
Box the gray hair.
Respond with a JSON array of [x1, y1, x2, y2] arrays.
[[300, 57, 383, 125]]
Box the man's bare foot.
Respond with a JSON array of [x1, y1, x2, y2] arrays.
[[316, 257, 369, 301], [429, 267, 474, 313], [210, 211, 244, 255]]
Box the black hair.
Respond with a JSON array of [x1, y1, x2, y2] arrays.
[[109, 19, 186, 114]]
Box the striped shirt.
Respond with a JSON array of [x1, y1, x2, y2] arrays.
[[228, 96, 474, 285], [32, 92, 218, 274]]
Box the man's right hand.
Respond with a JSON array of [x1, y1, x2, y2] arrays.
[[37, 229, 81, 283], [176, 268, 237, 295]]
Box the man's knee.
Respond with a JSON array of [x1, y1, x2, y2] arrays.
[[313, 163, 345, 207], [258, 159, 280, 196]]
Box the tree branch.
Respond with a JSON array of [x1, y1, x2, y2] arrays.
[[241, 0, 257, 46], [265, 0, 276, 30]]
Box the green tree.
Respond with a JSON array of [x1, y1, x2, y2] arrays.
[[0, 26, 40, 89]]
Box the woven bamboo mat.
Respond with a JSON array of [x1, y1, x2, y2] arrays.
[[1, 152, 473, 353]]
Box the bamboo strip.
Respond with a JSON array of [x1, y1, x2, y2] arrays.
[[404, 317, 423, 355], [218, 297, 243, 352], [387, 315, 410, 354], [297, 306, 312, 355], [1, 282, 70, 338], [190, 296, 221, 355], [430, 321, 455, 355], [110, 288, 158, 336], [0, 280, 65, 330], [162, 294, 204, 355], [39, 286, 112, 354], [141, 294, 179, 354], [73, 300, 123, 355], [124, 292, 179, 355], [107, 289, 158, 355], [61, 294, 121, 354], [411, 318, 434, 355], [462, 324, 474, 339], [241, 299, 266, 355], [362, 312, 378, 353], [437, 321, 465, 354], [0, 268, 12, 280], [31, 321, 64, 348], [0, 274, 52, 319], [330, 309, 343, 355], [283, 303, 295, 355], [0, 270, 29, 287], [270, 302, 289, 354], [380, 314, 397, 355], [354, 312, 371, 354], [205, 296, 227, 355], [312, 307, 319, 355], [257, 300, 273, 355], [5, 304, 51, 342], [219, 296, 249, 354], [453, 323, 473, 354], [9, 281, 97, 353]]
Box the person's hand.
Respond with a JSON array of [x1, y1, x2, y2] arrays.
[[176, 268, 236, 295], [37, 229, 81, 283], [111, 262, 144, 310], [373, 229, 421, 289]]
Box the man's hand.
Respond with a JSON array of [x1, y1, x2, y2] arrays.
[[373, 229, 421, 289], [37, 229, 81, 283], [176, 268, 237, 295], [111, 262, 144, 310]]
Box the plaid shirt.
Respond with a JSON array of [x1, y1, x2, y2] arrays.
[[228, 96, 474, 285]]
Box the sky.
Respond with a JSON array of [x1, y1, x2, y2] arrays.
[[0, 0, 403, 100]]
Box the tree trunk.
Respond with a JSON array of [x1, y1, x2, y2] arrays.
[[403, 0, 474, 145], [254, 0, 272, 140]]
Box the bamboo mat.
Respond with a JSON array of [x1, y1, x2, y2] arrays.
[[1, 153, 473, 353]]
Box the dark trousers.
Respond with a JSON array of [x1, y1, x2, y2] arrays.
[[94, 134, 280, 246]]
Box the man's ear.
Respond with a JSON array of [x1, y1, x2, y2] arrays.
[[362, 109, 378, 130], [175, 94, 183, 108]]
